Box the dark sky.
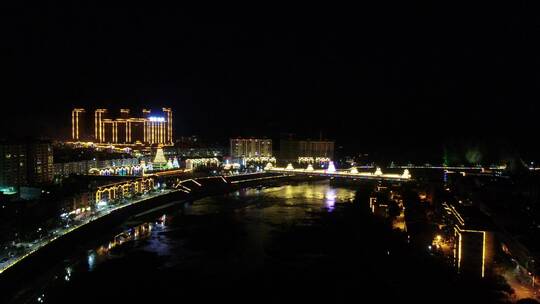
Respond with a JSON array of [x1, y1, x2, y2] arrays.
[[2, 3, 540, 161]]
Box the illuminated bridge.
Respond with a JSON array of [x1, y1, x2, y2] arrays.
[[392, 165, 506, 171], [265, 163, 412, 182]]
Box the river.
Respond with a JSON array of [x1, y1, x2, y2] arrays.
[[7, 181, 510, 304]]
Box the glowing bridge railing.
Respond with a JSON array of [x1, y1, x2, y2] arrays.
[[266, 165, 412, 181]]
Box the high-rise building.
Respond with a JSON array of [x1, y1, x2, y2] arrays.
[[0, 140, 54, 187], [279, 139, 334, 163], [445, 203, 495, 278], [27, 141, 54, 185], [230, 138, 272, 158], [71, 107, 173, 146], [0, 142, 27, 187], [71, 108, 86, 141]]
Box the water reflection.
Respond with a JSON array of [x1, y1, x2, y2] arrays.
[[95, 221, 157, 258], [185, 182, 356, 229], [87, 252, 96, 271], [17, 182, 358, 304], [64, 266, 72, 282], [325, 188, 337, 212]]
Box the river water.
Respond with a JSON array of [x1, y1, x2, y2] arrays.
[[10, 181, 457, 304]]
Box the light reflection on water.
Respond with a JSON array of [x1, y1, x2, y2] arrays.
[[87, 252, 95, 272], [90, 182, 355, 274], [325, 188, 337, 212], [187, 182, 356, 220], [94, 221, 156, 259], [20, 181, 358, 304]]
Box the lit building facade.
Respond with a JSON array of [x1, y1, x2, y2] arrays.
[[444, 203, 495, 278], [279, 139, 334, 164], [71, 107, 173, 146], [0, 143, 27, 186], [94, 178, 155, 203], [185, 158, 220, 170], [0, 140, 54, 187], [230, 138, 272, 158], [54, 157, 142, 178], [163, 146, 226, 158], [27, 141, 54, 185], [164, 136, 226, 158], [71, 108, 86, 141]]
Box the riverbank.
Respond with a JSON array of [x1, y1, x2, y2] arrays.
[[0, 173, 302, 301]]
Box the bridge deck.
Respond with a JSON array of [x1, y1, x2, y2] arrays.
[[266, 168, 412, 181]]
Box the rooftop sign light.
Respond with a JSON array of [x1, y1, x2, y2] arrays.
[[148, 116, 166, 122]]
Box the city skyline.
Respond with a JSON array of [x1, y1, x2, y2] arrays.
[[3, 4, 540, 304], [0, 102, 533, 165], [3, 3, 540, 162]]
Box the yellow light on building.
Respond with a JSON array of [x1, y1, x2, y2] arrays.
[[73, 108, 173, 146], [72, 110, 75, 139], [94, 109, 107, 143], [71, 108, 85, 141], [163, 107, 172, 144], [454, 226, 488, 278]]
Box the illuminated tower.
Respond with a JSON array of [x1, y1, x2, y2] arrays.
[[120, 109, 130, 143], [162, 107, 173, 144], [142, 109, 171, 145], [94, 109, 107, 143], [71, 108, 85, 141], [153, 146, 167, 169], [142, 109, 151, 144], [113, 121, 118, 143]]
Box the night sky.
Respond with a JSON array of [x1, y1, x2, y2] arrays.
[[3, 3, 540, 162]]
